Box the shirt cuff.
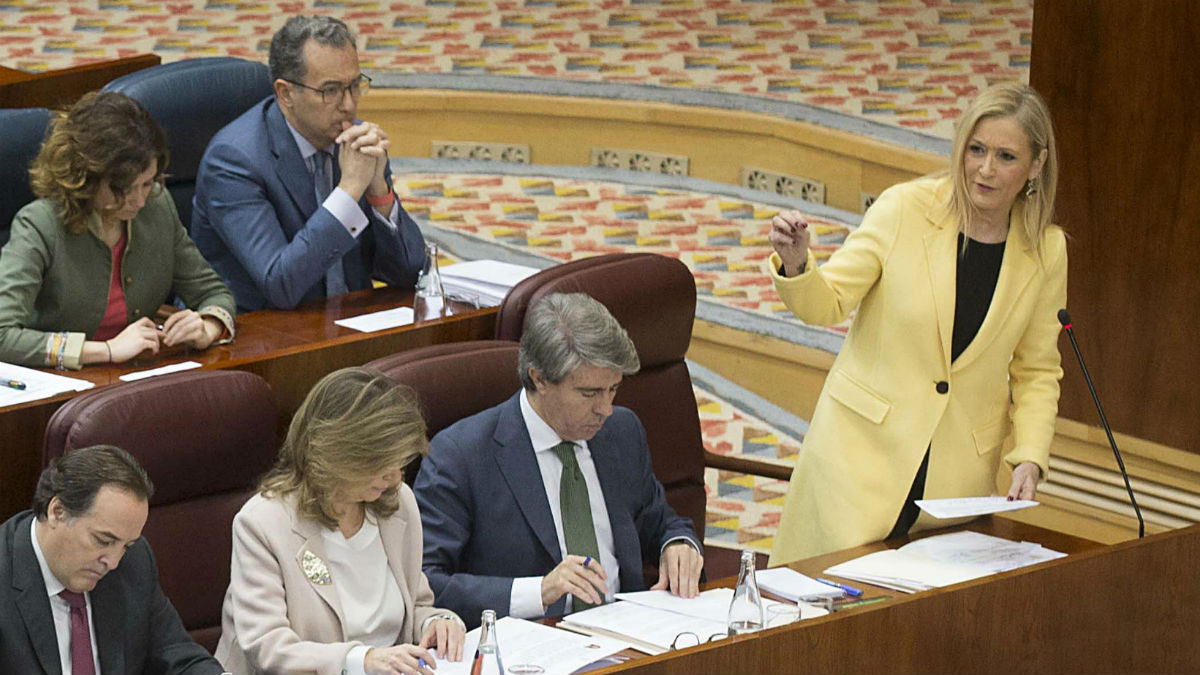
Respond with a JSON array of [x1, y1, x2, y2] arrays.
[[344, 645, 371, 675], [324, 187, 370, 238], [509, 576, 547, 619], [661, 536, 700, 555], [197, 305, 236, 344], [372, 198, 399, 232]]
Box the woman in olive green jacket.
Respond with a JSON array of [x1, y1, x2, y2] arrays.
[[0, 91, 235, 370]]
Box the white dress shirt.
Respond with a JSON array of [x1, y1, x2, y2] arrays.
[[285, 121, 399, 237], [509, 389, 622, 618], [30, 518, 102, 675], [321, 514, 405, 675]]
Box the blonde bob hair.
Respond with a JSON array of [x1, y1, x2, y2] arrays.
[[259, 367, 428, 529], [947, 82, 1058, 255]]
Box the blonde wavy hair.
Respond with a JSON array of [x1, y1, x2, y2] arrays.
[[29, 91, 169, 234], [946, 82, 1058, 256], [259, 367, 428, 529]]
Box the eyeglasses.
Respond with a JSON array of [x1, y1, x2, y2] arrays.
[[670, 632, 726, 650], [284, 73, 372, 104]]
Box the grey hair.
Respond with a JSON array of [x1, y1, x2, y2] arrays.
[[269, 15, 357, 83], [518, 293, 640, 391]]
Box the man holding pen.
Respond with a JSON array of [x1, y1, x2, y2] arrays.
[[414, 293, 703, 628]]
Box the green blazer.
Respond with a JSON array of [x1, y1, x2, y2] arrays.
[[0, 188, 235, 369]]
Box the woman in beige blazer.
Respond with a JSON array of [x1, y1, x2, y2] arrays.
[[767, 83, 1067, 563], [216, 368, 464, 675]]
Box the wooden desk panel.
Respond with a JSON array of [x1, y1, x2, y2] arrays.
[[0, 288, 497, 518], [0, 54, 161, 108], [599, 519, 1196, 674]]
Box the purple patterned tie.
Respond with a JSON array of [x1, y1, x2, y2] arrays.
[[59, 590, 96, 675]]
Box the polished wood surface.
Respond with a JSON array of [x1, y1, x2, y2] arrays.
[[0, 288, 496, 519], [0, 54, 161, 108], [594, 519, 1197, 673], [1031, 1, 1200, 453]]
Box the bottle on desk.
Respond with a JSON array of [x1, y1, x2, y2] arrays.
[[471, 609, 504, 675], [414, 241, 446, 321], [727, 549, 764, 635]]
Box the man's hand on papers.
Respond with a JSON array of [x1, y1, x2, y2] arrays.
[[542, 554, 607, 608], [650, 542, 703, 599], [1007, 462, 1041, 501]]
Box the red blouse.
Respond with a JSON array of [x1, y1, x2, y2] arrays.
[[91, 234, 128, 342]]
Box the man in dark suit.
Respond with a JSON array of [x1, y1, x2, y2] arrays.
[[191, 15, 425, 312], [415, 293, 704, 627], [0, 445, 221, 675]]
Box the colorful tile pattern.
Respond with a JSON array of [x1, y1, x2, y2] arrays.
[[0, 0, 1031, 140], [396, 171, 856, 334]]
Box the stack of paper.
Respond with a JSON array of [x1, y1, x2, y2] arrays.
[[0, 361, 94, 409], [915, 496, 1039, 518], [823, 531, 1066, 594], [438, 616, 630, 675], [755, 568, 844, 601], [439, 259, 540, 307]]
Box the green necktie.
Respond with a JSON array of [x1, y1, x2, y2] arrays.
[[552, 441, 602, 612]]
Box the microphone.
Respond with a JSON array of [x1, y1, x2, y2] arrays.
[[1057, 309, 1145, 538]]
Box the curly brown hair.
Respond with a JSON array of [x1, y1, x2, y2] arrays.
[[259, 367, 429, 529], [29, 91, 169, 234]]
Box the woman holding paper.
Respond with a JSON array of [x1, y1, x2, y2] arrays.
[[766, 83, 1065, 563], [0, 91, 234, 370], [217, 367, 465, 675]]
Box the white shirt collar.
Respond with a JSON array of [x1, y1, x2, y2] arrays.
[[30, 518, 67, 599], [283, 116, 334, 163], [519, 389, 586, 455]]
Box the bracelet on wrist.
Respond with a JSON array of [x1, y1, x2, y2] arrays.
[[365, 188, 395, 208], [104, 340, 112, 363]]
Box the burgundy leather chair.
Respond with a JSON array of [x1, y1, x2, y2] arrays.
[[366, 340, 521, 484], [42, 370, 278, 653], [493, 253, 707, 548]]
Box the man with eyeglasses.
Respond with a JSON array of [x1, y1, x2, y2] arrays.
[[191, 15, 426, 311]]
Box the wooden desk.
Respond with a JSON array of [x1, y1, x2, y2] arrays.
[[0, 288, 497, 519], [594, 518, 1199, 673], [0, 54, 161, 108]]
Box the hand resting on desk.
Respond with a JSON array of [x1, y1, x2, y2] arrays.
[[650, 541, 703, 599]]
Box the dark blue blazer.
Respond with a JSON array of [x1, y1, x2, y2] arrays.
[[0, 511, 221, 675], [414, 393, 700, 628], [190, 96, 425, 312]]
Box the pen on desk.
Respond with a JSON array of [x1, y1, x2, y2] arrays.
[[4, 379, 26, 391], [835, 596, 889, 610], [817, 578, 863, 597]]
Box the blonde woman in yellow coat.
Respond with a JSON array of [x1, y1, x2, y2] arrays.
[[766, 83, 1067, 564]]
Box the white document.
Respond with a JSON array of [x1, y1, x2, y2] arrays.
[[333, 306, 414, 333], [614, 588, 736, 622], [0, 361, 94, 408], [118, 361, 202, 382], [560, 600, 728, 655], [437, 616, 630, 675], [915, 496, 1039, 519], [755, 568, 844, 601], [899, 530, 1067, 573], [440, 259, 540, 307]]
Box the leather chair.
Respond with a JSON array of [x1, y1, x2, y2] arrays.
[[366, 340, 521, 485], [102, 57, 272, 231], [43, 370, 278, 653], [493, 253, 708, 548], [0, 107, 51, 248]]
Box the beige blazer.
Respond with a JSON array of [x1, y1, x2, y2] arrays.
[[767, 175, 1067, 564], [215, 486, 457, 675]]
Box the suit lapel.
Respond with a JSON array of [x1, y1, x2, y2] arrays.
[[89, 569, 125, 675], [951, 208, 1039, 372], [266, 100, 318, 227], [492, 395, 562, 563], [923, 186, 958, 372], [12, 517, 61, 675], [291, 515, 349, 639], [378, 509, 414, 641]]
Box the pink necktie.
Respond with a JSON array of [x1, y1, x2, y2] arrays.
[[59, 590, 96, 675]]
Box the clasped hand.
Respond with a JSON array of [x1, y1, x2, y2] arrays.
[[336, 120, 391, 201], [106, 313, 221, 362]]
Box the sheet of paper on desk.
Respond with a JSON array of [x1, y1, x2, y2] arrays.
[[614, 588, 736, 622], [822, 550, 990, 594], [441, 259, 540, 308], [560, 600, 728, 655], [899, 531, 1066, 573], [755, 567, 844, 601], [333, 306, 414, 333], [915, 496, 1038, 519], [118, 361, 202, 382], [0, 361, 94, 408], [436, 616, 630, 675]]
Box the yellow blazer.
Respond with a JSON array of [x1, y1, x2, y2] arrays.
[[215, 486, 458, 675], [768, 175, 1067, 564]]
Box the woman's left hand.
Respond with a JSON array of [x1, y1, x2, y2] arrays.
[[419, 617, 465, 662], [1007, 462, 1041, 501], [161, 310, 222, 349]]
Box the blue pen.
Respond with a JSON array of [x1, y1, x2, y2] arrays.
[[582, 556, 592, 568], [418, 657, 427, 671], [817, 577, 863, 597]]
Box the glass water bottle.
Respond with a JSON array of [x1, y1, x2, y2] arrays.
[[727, 549, 764, 635], [414, 241, 445, 320], [471, 609, 504, 675]]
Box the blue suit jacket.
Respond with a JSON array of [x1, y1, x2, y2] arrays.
[[0, 511, 222, 675], [414, 393, 700, 628], [190, 97, 425, 312]]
